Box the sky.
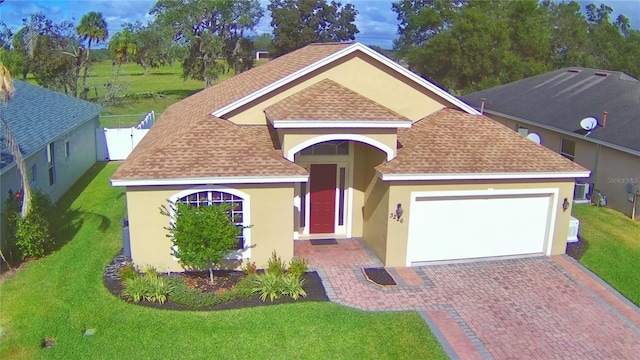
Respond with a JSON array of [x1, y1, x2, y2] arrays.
[[0, 0, 639, 49]]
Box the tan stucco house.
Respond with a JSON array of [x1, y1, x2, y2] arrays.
[[111, 42, 589, 272], [463, 68, 640, 220]]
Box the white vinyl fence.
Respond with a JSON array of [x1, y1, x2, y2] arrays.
[[96, 111, 155, 161]]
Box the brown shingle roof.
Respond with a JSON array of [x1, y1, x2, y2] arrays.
[[163, 43, 354, 120], [264, 79, 409, 123], [112, 116, 306, 180], [377, 108, 588, 175], [113, 43, 353, 181]]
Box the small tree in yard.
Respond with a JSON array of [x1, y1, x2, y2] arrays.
[[161, 201, 240, 283]]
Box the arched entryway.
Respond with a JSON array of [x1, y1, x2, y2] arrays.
[[291, 137, 389, 239]]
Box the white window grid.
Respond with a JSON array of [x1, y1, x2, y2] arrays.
[[178, 191, 244, 249]]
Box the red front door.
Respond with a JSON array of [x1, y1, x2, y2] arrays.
[[309, 164, 337, 234]]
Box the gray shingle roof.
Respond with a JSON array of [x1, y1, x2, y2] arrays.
[[0, 80, 102, 169], [461, 68, 640, 153]]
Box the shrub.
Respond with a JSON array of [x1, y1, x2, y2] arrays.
[[241, 260, 257, 275], [15, 212, 52, 259], [281, 274, 307, 300], [4, 190, 54, 260], [266, 250, 286, 276], [165, 276, 219, 307], [122, 271, 172, 304], [235, 273, 258, 297], [118, 263, 139, 281], [253, 272, 285, 302], [161, 201, 241, 283], [288, 257, 308, 277]]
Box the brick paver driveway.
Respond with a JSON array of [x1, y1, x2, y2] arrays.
[[295, 239, 640, 359]]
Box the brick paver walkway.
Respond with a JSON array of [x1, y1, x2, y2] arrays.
[[295, 239, 640, 359]]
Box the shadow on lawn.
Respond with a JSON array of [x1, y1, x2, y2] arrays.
[[161, 88, 203, 98], [49, 162, 114, 252]]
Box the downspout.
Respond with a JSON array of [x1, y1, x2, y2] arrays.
[[592, 143, 601, 194]]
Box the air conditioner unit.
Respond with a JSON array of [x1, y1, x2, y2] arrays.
[[567, 216, 580, 243], [574, 182, 590, 203]]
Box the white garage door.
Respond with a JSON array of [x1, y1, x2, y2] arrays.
[[407, 191, 553, 265]]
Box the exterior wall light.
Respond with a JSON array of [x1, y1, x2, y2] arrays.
[[395, 203, 404, 220], [562, 198, 570, 212]]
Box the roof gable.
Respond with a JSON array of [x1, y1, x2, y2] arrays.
[[213, 42, 479, 118], [0, 80, 102, 170], [264, 78, 411, 128], [462, 68, 640, 154]]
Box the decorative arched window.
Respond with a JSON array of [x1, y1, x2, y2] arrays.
[[177, 190, 245, 249]]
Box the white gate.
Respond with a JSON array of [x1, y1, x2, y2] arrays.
[[96, 111, 155, 161]]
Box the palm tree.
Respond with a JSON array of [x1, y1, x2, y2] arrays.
[[0, 64, 28, 270], [108, 29, 137, 66], [104, 29, 137, 102], [76, 12, 108, 99]]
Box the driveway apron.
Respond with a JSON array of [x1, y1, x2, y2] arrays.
[[295, 239, 640, 359]]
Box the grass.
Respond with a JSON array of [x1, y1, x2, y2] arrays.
[[25, 60, 237, 127], [573, 204, 640, 305], [0, 163, 447, 359]]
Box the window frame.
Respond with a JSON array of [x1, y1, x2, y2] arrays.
[[517, 125, 529, 136], [30, 163, 37, 185], [47, 142, 56, 186], [300, 140, 349, 156], [560, 139, 576, 161], [65, 140, 70, 159]]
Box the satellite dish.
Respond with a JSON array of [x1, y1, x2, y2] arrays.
[[526, 133, 541, 144], [580, 117, 599, 131]]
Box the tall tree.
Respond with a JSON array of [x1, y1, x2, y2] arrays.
[[150, 0, 263, 87], [252, 32, 274, 53], [544, 0, 590, 68], [586, 2, 625, 71], [18, 14, 83, 96], [105, 28, 137, 102], [123, 21, 173, 75], [0, 65, 30, 220], [76, 11, 108, 99], [396, 0, 553, 94], [392, 0, 463, 54], [108, 28, 137, 67], [268, 0, 359, 56]]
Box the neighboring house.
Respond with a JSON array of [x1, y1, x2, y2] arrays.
[[462, 68, 640, 220], [111, 42, 589, 271], [1, 80, 102, 237], [255, 50, 270, 61]]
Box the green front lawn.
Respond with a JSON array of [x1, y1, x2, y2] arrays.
[[0, 163, 447, 359], [573, 204, 640, 305]]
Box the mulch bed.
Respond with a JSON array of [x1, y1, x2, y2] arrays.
[[362, 267, 396, 286], [104, 270, 329, 311], [566, 240, 589, 261]]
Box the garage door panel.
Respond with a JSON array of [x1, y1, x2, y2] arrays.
[[407, 194, 551, 264]]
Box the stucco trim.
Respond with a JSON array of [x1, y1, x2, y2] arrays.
[[212, 43, 480, 118], [271, 119, 413, 129], [286, 133, 395, 162], [377, 171, 591, 181], [111, 175, 309, 187], [168, 186, 252, 260]]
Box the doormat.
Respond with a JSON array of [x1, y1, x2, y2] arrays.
[[362, 267, 396, 286], [310, 238, 338, 245]]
